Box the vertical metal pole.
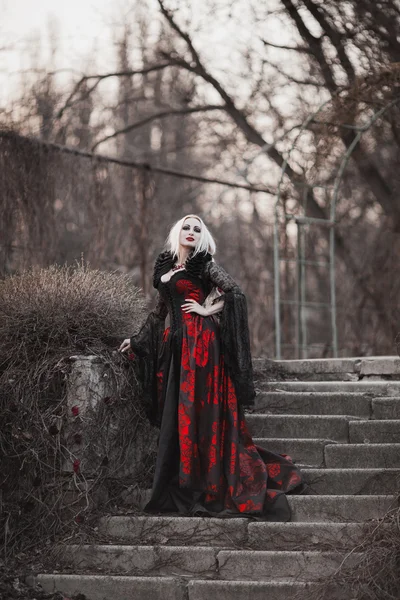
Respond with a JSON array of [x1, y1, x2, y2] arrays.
[[295, 222, 301, 359], [329, 225, 338, 357], [273, 214, 281, 359], [299, 223, 308, 358]]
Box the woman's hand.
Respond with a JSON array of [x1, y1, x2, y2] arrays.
[[182, 298, 209, 316], [119, 338, 132, 353]]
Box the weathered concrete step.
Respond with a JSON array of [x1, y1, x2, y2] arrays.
[[349, 420, 400, 443], [98, 515, 248, 546], [289, 494, 396, 522], [258, 357, 361, 376], [36, 574, 185, 600], [372, 398, 400, 419], [257, 356, 400, 379], [35, 575, 346, 600], [217, 549, 361, 581], [98, 517, 373, 550], [302, 468, 400, 495], [247, 414, 350, 441], [55, 545, 360, 582], [188, 579, 346, 600], [99, 484, 398, 548], [325, 443, 400, 468], [254, 392, 371, 416], [261, 381, 400, 395], [254, 438, 329, 466], [56, 544, 217, 576], [247, 521, 369, 550]]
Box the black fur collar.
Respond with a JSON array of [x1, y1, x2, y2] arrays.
[[153, 249, 212, 288]]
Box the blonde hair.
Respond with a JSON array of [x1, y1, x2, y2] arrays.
[[164, 214, 217, 259]]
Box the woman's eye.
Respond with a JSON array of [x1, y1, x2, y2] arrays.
[[182, 225, 200, 233]]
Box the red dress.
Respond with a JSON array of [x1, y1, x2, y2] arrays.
[[134, 268, 303, 520]]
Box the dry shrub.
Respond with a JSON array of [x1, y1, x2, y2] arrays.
[[0, 261, 154, 561], [303, 502, 400, 600]]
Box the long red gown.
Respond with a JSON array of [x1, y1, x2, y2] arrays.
[[134, 269, 303, 520]]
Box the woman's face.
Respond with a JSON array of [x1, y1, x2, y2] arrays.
[[179, 217, 202, 251]]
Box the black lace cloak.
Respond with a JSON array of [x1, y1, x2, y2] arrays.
[[129, 249, 256, 425]]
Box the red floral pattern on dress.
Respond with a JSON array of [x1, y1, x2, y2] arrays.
[[182, 312, 198, 338], [267, 463, 281, 478], [176, 279, 201, 303], [181, 369, 195, 402], [195, 329, 215, 367]]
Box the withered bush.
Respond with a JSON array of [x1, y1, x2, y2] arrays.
[[0, 262, 154, 560], [304, 501, 400, 600]]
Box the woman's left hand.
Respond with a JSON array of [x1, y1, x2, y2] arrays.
[[182, 298, 208, 316]]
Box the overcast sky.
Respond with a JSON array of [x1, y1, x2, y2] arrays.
[[1, 0, 294, 106], [1, 0, 129, 104]]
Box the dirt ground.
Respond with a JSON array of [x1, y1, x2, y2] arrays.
[[0, 559, 85, 600]]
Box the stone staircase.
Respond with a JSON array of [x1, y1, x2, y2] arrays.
[[35, 357, 400, 599]]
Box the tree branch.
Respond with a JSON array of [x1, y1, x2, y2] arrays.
[[280, 0, 337, 93], [56, 63, 172, 119], [261, 57, 326, 87], [157, 0, 203, 66], [302, 0, 356, 83], [91, 105, 225, 151], [261, 38, 314, 54], [156, 1, 331, 216]]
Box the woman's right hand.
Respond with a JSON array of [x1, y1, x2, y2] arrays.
[[119, 338, 132, 353]]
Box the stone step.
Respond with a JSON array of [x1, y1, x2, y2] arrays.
[[36, 575, 185, 600], [349, 420, 400, 443], [217, 549, 361, 581], [302, 468, 400, 495], [253, 392, 371, 416], [56, 544, 217, 577], [98, 485, 397, 548], [261, 381, 400, 395], [247, 521, 371, 551], [35, 574, 346, 600], [359, 356, 400, 377], [289, 494, 395, 522], [53, 545, 360, 582], [254, 438, 329, 467], [97, 515, 248, 546], [258, 357, 361, 377], [98, 516, 375, 550], [246, 414, 350, 441], [255, 356, 400, 380], [188, 579, 345, 600], [325, 443, 400, 468], [372, 398, 400, 419]]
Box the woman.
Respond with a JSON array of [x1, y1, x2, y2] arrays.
[[119, 215, 303, 520]]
